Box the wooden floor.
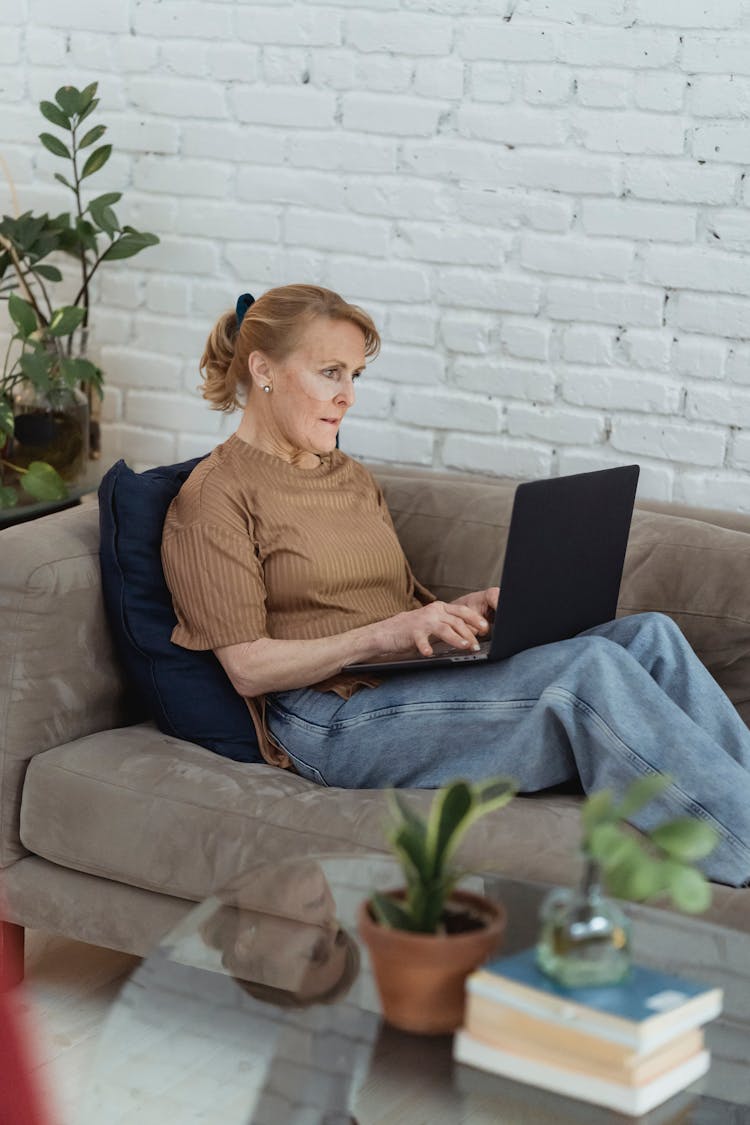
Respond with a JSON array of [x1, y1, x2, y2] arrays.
[[21, 930, 141, 1124]]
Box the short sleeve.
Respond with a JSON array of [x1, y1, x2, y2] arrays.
[[161, 520, 269, 651]]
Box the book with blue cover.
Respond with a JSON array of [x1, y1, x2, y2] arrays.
[[466, 947, 722, 1052]]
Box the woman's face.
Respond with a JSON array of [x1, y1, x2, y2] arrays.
[[249, 316, 367, 460]]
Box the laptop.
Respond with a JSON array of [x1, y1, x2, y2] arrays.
[[343, 464, 640, 676]]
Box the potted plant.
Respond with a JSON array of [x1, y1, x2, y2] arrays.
[[0, 81, 159, 509], [358, 776, 518, 1035], [536, 773, 719, 989]]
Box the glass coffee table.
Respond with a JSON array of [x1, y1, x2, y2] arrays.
[[79, 854, 750, 1124]]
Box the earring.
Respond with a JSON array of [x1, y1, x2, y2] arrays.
[[263, 385, 271, 393]]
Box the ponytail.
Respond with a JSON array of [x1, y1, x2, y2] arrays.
[[199, 309, 241, 412]]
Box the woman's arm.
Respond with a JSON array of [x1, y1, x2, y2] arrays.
[[215, 599, 491, 697]]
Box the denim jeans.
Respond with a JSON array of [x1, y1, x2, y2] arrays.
[[265, 613, 750, 887]]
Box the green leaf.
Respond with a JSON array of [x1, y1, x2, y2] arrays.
[[89, 202, 119, 237], [50, 211, 72, 230], [581, 790, 615, 834], [79, 124, 106, 149], [606, 854, 665, 902], [81, 144, 112, 180], [33, 263, 63, 282], [88, 192, 122, 209], [8, 293, 37, 337], [28, 232, 60, 262], [20, 461, 68, 502], [587, 823, 639, 869], [102, 231, 159, 260], [369, 893, 417, 932], [54, 172, 75, 191], [19, 350, 53, 391], [55, 86, 83, 117], [615, 773, 672, 820], [73, 217, 98, 254], [60, 356, 100, 389], [0, 396, 13, 438], [426, 780, 473, 878], [39, 132, 71, 159], [0, 485, 18, 509], [650, 819, 719, 862], [76, 97, 100, 125], [40, 100, 70, 130], [88, 363, 104, 397], [80, 81, 98, 108], [389, 823, 432, 886], [48, 306, 86, 337], [469, 776, 517, 819], [660, 861, 712, 914]]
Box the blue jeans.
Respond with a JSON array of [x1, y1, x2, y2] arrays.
[[265, 613, 750, 887]]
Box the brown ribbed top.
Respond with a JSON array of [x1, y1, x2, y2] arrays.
[[161, 433, 434, 767]]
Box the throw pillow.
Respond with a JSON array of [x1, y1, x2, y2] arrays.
[[98, 457, 262, 763]]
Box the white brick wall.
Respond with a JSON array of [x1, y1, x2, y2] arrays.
[[2, 1, 750, 510]]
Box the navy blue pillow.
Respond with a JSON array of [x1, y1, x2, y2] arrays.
[[98, 457, 262, 763]]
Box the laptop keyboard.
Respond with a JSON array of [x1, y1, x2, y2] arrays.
[[430, 638, 492, 660]]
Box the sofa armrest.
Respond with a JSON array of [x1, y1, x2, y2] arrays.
[[0, 502, 130, 867]]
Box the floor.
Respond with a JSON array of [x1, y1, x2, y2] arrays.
[[21, 930, 140, 1124], [18, 930, 508, 1125]]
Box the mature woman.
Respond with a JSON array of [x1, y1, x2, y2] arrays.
[[162, 284, 750, 887]]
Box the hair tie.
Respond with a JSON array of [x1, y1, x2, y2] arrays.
[[235, 292, 255, 329]]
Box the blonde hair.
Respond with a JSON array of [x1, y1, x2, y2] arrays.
[[200, 284, 381, 411]]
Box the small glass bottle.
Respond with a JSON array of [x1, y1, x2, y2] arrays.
[[536, 858, 631, 988]]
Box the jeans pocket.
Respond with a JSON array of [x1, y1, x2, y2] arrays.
[[285, 749, 329, 788]]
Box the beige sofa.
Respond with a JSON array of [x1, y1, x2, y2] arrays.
[[3, 464, 750, 984]]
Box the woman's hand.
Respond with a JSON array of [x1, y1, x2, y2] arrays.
[[378, 597, 494, 657], [451, 586, 500, 621]]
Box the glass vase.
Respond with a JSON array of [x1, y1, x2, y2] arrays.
[[11, 382, 89, 485], [536, 858, 631, 988]]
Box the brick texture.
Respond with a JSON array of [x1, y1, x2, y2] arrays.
[[1, 1, 749, 506]]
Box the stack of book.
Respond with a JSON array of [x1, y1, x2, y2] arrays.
[[454, 948, 723, 1116]]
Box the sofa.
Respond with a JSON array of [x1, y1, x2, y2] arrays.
[[3, 462, 750, 985]]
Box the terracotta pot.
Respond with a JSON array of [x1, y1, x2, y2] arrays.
[[357, 887, 506, 1035]]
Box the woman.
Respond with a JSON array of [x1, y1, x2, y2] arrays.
[[162, 284, 750, 887]]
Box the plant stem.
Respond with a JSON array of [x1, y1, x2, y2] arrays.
[[0, 235, 49, 328], [71, 242, 114, 310], [2, 338, 19, 385], [25, 266, 54, 319], [0, 457, 28, 475], [69, 115, 91, 360]]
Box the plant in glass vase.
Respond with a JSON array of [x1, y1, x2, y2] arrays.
[[536, 773, 719, 989], [0, 81, 159, 508], [0, 289, 97, 506]]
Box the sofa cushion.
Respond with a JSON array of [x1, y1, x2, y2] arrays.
[[18, 728, 750, 932], [20, 725, 586, 903], [98, 459, 262, 763]]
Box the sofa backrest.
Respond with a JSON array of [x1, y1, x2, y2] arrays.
[[0, 503, 131, 867]]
